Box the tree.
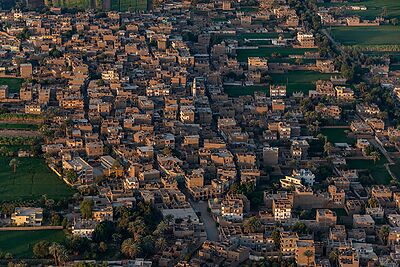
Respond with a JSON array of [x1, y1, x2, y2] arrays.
[[121, 238, 142, 259], [329, 250, 338, 266], [368, 198, 379, 208], [141, 236, 155, 257], [49, 48, 63, 58], [80, 199, 93, 219], [48, 243, 67, 266], [64, 169, 78, 184], [92, 221, 115, 243], [379, 225, 390, 245], [271, 229, 280, 248], [390, 18, 399, 26], [155, 237, 167, 251], [324, 142, 333, 156], [303, 250, 314, 267], [99, 242, 107, 253], [370, 151, 380, 164], [243, 216, 262, 233], [292, 222, 307, 234], [9, 158, 19, 173], [381, 6, 388, 18], [33, 241, 50, 258]]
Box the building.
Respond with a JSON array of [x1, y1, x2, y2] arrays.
[[221, 194, 249, 222], [11, 207, 43, 226], [273, 198, 292, 221], [0, 85, 8, 99], [297, 32, 315, 48], [72, 219, 97, 239], [293, 169, 315, 186], [280, 231, 299, 256], [248, 57, 268, 71], [296, 240, 315, 266], [20, 63, 33, 78], [263, 146, 279, 166], [63, 157, 94, 184], [338, 246, 360, 267], [85, 141, 104, 157], [316, 209, 337, 228], [270, 85, 286, 98], [353, 214, 375, 233]]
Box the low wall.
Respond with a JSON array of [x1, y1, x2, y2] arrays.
[[0, 226, 63, 231]]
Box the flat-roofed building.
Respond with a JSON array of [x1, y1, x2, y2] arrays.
[[11, 207, 43, 226]]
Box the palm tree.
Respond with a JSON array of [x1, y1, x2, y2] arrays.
[[379, 225, 390, 245], [329, 250, 338, 266], [243, 216, 262, 233], [49, 243, 62, 266], [304, 250, 314, 267], [57, 246, 69, 265], [121, 238, 141, 259], [370, 151, 380, 164], [155, 237, 167, 251], [9, 158, 19, 173], [324, 142, 333, 156]]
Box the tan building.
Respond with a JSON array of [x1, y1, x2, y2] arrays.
[[248, 57, 268, 71], [273, 198, 292, 221], [297, 32, 316, 48], [0, 85, 8, 99], [295, 240, 315, 266], [280, 231, 299, 256], [353, 214, 375, 233], [85, 141, 104, 157], [20, 63, 32, 78], [270, 85, 286, 98], [316, 209, 337, 227], [11, 207, 43, 226], [338, 246, 359, 267]]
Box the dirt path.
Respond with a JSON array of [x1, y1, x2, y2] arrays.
[[0, 129, 40, 137]]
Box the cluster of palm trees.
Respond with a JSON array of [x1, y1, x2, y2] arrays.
[[48, 243, 68, 266]]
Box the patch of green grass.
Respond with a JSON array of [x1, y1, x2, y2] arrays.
[[0, 156, 75, 201], [223, 85, 268, 97], [0, 78, 24, 95], [0, 123, 39, 130], [0, 230, 66, 258], [236, 47, 316, 62], [212, 32, 292, 46], [318, 0, 400, 20], [330, 26, 400, 46], [269, 71, 332, 94], [347, 156, 391, 185], [389, 159, 400, 180], [320, 128, 353, 144], [390, 64, 400, 71]]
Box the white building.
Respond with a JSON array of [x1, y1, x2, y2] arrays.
[[293, 169, 315, 186]]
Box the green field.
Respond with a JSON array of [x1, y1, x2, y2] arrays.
[[330, 26, 400, 46], [223, 71, 331, 96], [389, 159, 400, 180], [236, 47, 316, 62], [320, 127, 353, 144], [347, 156, 391, 185], [50, 0, 91, 9], [224, 85, 268, 97], [269, 71, 332, 94], [320, 0, 400, 20], [0, 78, 23, 95], [0, 123, 39, 130], [212, 32, 292, 46], [0, 156, 74, 201], [0, 230, 66, 258]]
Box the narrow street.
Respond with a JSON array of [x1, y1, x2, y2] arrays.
[[190, 200, 219, 242]]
